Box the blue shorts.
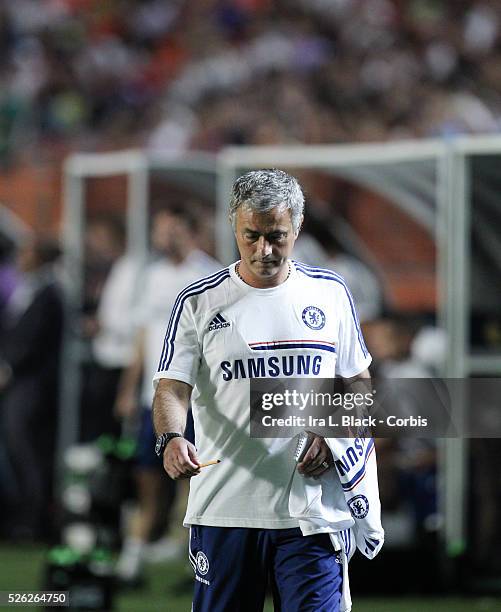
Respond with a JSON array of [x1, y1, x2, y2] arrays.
[[188, 526, 342, 612], [135, 409, 160, 469], [135, 408, 196, 469]]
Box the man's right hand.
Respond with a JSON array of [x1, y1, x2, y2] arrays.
[[163, 437, 200, 480]]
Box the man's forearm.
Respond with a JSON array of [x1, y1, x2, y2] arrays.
[[342, 368, 372, 436], [152, 378, 192, 435], [117, 329, 145, 396]]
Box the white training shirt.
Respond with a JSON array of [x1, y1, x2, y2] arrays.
[[134, 250, 220, 407], [153, 260, 372, 528], [93, 256, 142, 369]]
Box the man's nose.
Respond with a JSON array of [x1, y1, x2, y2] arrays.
[[257, 236, 272, 257]]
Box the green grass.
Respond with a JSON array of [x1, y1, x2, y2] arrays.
[[353, 599, 501, 612], [0, 544, 47, 591], [0, 544, 500, 611], [115, 559, 193, 612]]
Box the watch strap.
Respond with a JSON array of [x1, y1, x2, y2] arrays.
[[155, 432, 183, 457]]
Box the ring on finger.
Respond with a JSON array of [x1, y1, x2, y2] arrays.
[[321, 460, 329, 470]]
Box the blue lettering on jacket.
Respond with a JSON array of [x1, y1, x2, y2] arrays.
[[335, 438, 366, 476]]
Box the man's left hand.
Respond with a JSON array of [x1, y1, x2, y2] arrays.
[[297, 434, 333, 479]]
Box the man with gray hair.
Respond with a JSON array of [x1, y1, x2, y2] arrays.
[[152, 169, 383, 611]]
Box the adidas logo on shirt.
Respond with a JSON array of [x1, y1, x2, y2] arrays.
[[208, 313, 231, 332]]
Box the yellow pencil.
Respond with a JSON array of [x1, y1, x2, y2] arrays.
[[198, 459, 221, 468]]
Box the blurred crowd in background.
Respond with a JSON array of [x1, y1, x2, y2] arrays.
[[1, 0, 501, 165]]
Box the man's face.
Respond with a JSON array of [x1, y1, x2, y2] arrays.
[[234, 206, 299, 283], [151, 211, 189, 259]]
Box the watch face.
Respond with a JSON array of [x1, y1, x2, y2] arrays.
[[155, 436, 164, 456]]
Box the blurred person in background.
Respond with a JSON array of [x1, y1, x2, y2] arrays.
[[364, 315, 430, 379], [0, 236, 64, 540], [79, 215, 141, 443], [81, 216, 127, 321], [364, 315, 443, 545], [114, 206, 220, 584]]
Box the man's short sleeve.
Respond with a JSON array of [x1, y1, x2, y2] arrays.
[[336, 283, 372, 378], [153, 296, 200, 388]]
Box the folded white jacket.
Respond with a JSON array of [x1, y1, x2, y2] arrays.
[[289, 436, 384, 612]]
